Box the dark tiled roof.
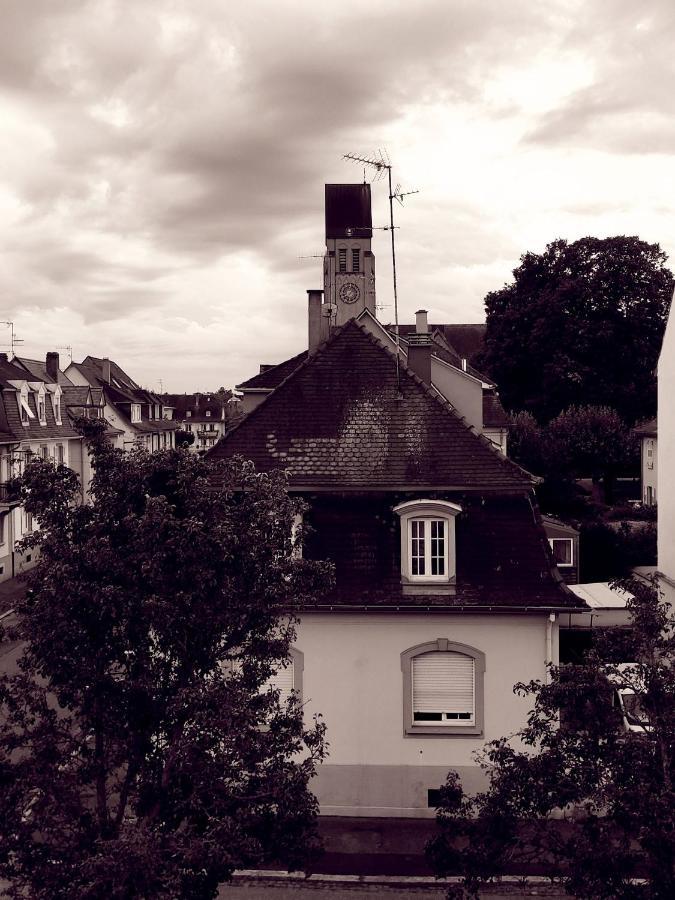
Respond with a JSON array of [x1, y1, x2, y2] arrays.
[[162, 393, 228, 422], [301, 493, 581, 610], [633, 417, 657, 436], [325, 184, 372, 239], [0, 386, 81, 441], [14, 357, 74, 386], [0, 358, 35, 383], [81, 356, 140, 391], [237, 351, 308, 391], [210, 319, 533, 490], [482, 390, 510, 428]]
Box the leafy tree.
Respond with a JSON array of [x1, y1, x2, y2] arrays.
[[579, 521, 657, 583], [480, 237, 673, 424], [0, 422, 332, 900], [174, 428, 195, 447], [506, 411, 546, 475], [427, 578, 675, 899], [546, 405, 637, 504]]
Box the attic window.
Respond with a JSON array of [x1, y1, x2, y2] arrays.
[[52, 390, 62, 425], [131, 404, 141, 423], [394, 500, 462, 593], [338, 247, 347, 272], [19, 389, 34, 425], [205, 410, 211, 417], [38, 395, 46, 425], [550, 538, 573, 567], [186, 411, 192, 418]]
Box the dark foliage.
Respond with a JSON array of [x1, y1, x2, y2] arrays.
[[579, 521, 657, 582], [174, 428, 195, 447], [427, 578, 675, 898], [0, 420, 333, 900], [480, 237, 673, 424]]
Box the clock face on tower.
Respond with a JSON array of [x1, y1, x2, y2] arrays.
[[339, 281, 360, 304]]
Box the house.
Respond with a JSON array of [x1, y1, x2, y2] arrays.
[[65, 356, 178, 451], [209, 183, 586, 820], [633, 418, 657, 506], [162, 393, 235, 452], [0, 353, 96, 581], [657, 289, 675, 606], [541, 515, 580, 585]]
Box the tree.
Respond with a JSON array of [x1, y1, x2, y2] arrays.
[[546, 405, 637, 503], [506, 411, 546, 475], [174, 428, 195, 447], [427, 577, 675, 898], [479, 237, 673, 424], [0, 422, 332, 900]]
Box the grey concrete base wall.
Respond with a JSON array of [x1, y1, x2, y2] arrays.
[[314, 764, 487, 818]]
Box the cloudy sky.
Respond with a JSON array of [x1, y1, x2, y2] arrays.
[[1, 0, 674, 392]]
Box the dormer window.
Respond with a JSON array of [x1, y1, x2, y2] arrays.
[[19, 387, 34, 426], [131, 404, 141, 423], [205, 410, 211, 417], [394, 500, 462, 594], [186, 411, 192, 418], [37, 390, 47, 425], [52, 388, 62, 425]]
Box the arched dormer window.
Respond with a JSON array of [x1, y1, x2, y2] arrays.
[[394, 499, 462, 594], [400, 639, 485, 736]]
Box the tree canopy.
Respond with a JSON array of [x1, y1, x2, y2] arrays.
[[427, 577, 675, 898], [479, 237, 673, 424], [0, 423, 332, 900]]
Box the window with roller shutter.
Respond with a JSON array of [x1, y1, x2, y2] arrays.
[[401, 639, 485, 736]]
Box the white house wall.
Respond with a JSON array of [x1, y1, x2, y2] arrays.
[[295, 611, 556, 818]]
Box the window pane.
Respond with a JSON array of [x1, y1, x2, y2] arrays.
[[410, 519, 425, 576], [552, 539, 572, 565], [430, 519, 445, 575]]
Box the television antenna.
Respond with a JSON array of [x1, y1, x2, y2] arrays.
[[56, 345, 73, 363], [343, 151, 418, 389], [0, 321, 24, 356]]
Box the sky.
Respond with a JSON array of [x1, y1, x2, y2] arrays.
[[1, 0, 674, 392]]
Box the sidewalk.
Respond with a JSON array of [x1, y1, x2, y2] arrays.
[[218, 872, 567, 899]]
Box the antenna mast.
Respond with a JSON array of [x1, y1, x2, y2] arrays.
[[343, 151, 418, 389], [0, 321, 24, 356]]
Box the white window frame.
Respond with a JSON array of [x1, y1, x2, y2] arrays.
[[394, 499, 462, 592], [131, 404, 141, 423], [401, 639, 485, 737], [37, 388, 47, 426], [52, 386, 62, 425], [264, 647, 304, 705], [549, 537, 574, 567]]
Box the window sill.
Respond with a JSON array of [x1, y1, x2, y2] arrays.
[[404, 724, 483, 737]]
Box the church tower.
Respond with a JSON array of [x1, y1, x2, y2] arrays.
[[323, 184, 376, 326]]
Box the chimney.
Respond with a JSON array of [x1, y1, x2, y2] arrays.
[[308, 289, 328, 353], [259, 364, 274, 374], [46, 352, 59, 383], [407, 309, 432, 384], [102, 357, 111, 384]]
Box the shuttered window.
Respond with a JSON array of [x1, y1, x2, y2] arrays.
[[265, 660, 295, 705], [338, 248, 347, 272], [412, 652, 475, 725], [352, 248, 360, 272]]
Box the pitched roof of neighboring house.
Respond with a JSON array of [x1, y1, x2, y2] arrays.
[[393, 325, 489, 382], [302, 494, 580, 610], [237, 351, 309, 391], [13, 357, 74, 386], [68, 362, 139, 404], [81, 355, 141, 392], [633, 417, 657, 436], [482, 390, 510, 428], [0, 380, 81, 442], [162, 393, 227, 423], [211, 319, 532, 491]]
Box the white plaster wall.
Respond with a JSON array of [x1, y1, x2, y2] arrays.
[[641, 436, 657, 504], [296, 612, 551, 768], [658, 293, 675, 580]]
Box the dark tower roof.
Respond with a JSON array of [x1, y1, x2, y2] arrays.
[[325, 184, 372, 239]]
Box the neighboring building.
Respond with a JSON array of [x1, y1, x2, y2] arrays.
[[0, 353, 95, 581], [657, 289, 675, 605], [634, 418, 657, 506], [542, 515, 580, 585], [209, 183, 585, 820], [65, 356, 177, 451], [162, 393, 234, 452]]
